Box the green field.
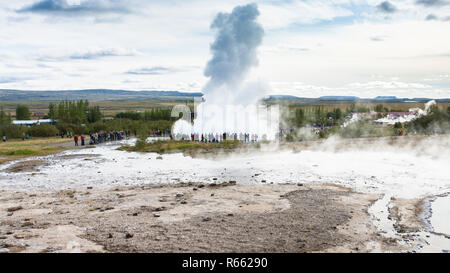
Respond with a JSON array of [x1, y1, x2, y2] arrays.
[[0, 100, 194, 117], [277, 101, 450, 113], [119, 139, 245, 155], [0, 137, 73, 165], [2, 100, 448, 118]]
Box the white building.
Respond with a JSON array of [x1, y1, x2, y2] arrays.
[[12, 119, 55, 126]]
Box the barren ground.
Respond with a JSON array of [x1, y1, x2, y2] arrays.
[[0, 183, 412, 253]]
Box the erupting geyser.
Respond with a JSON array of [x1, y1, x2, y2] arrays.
[[172, 3, 279, 140]]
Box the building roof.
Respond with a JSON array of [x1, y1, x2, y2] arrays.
[[12, 119, 55, 125]]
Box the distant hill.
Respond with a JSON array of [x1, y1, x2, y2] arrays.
[[0, 89, 203, 102], [375, 96, 397, 100], [0, 89, 449, 103], [263, 95, 450, 103]]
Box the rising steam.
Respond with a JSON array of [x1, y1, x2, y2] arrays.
[[172, 4, 278, 139], [203, 3, 264, 105]]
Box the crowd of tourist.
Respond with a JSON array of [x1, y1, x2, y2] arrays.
[[173, 132, 267, 142], [72, 131, 131, 146]]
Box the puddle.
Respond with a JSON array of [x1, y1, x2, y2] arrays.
[[367, 193, 450, 253], [418, 232, 450, 253], [368, 194, 398, 239], [430, 194, 450, 237]]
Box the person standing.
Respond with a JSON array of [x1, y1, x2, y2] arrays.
[[74, 135, 79, 146], [81, 135, 85, 146], [2, 135, 6, 142]]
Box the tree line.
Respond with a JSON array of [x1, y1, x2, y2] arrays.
[[1, 101, 177, 139], [289, 107, 344, 128], [48, 100, 102, 124]]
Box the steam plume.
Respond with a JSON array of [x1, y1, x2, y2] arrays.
[[172, 3, 278, 139], [203, 3, 264, 104]]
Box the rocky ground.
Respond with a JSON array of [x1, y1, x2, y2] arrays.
[[390, 197, 426, 234], [0, 182, 417, 253]]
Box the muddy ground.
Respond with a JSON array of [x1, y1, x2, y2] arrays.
[[0, 182, 417, 253], [390, 197, 426, 234], [5, 160, 48, 173]]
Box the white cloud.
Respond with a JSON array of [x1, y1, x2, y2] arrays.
[[269, 80, 448, 99], [0, 1, 448, 98], [33, 46, 140, 61]]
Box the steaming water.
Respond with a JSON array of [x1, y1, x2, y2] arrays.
[[430, 195, 450, 236], [368, 194, 397, 238], [0, 136, 449, 252]]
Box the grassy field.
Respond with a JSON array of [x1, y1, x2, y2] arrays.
[[2, 100, 448, 118], [0, 137, 72, 165], [119, 139, 247, 155], [0, 100, 194, 117], [278, 101, 450, 112]]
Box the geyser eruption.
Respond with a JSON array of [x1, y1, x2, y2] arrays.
[[203, 3, 264, 105], [172, 3, 279, 140]]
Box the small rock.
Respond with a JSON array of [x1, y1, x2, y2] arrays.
[[212, 178, 218, 181], [198, 185, 205, 188], [87, 187, 93, 190], [180, 200, 187, 204], [153, 213, 160, 217], [261, 180, 266, 183], [202, 217, 211, 222], [0, 248, 9, 254], [176, 192, 184, 198], [7, 212, 13, 217], [229, 181, 237, 185], [132, 212, 139, 216], [210, 193, 215, 197], [227, 213, 234, 217], [156, 156, 163, 160], [0, 235, 7, 240], [154, 207, 165, 212], [14, 234, 25, 239], [297, 183, 304, 187], [193, 187, 198, 191], [108, 233, 113, 238], [125, 233, 133, 239], [7, 206, 23, 212], [254, 194, 261, 197], [21, 222, 33, 227]]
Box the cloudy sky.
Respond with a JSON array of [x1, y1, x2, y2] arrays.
[[0, 0, 449, 98]]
